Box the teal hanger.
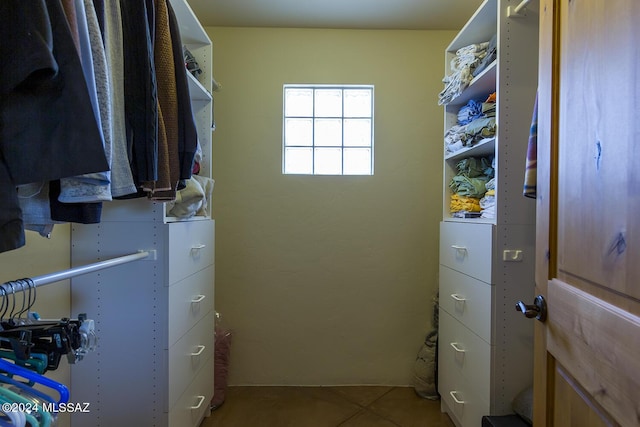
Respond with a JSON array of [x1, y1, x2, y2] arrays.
[[0, 385, 50, 427], [0, 351, 48, 375]]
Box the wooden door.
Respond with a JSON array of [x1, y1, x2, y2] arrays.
[[534, 0, 640, 426]]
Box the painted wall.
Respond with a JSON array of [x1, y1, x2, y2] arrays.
[[0, 225, 72, 426], [207, 27, 454, 385]]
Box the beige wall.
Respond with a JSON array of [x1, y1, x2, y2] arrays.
[[0, 224, 71, 331], [0, 225, 72, 426], [207, 27, 454, 385]]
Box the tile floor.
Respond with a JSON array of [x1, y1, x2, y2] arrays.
[[201, 386, 455, 427]]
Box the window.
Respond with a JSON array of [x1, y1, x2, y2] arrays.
[[283, 85, 374, 175]]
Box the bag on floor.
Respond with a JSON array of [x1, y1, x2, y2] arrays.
[[212, 312, 232, 410], [413, 329, 439, 400]]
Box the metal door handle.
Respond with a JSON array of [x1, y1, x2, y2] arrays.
[[515, 295, 547, 322]]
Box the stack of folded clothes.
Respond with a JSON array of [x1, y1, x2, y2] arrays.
[[449, 156, 495, 217], [444, 92, 497, 155], [438, 38, 495, 105]]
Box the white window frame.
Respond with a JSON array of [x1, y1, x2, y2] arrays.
[[282, 84, 375, 175]]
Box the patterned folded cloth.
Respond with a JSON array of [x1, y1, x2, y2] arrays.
[[439, 42, 490, 105], [450, 194, 481, 213], [458, 99, 484, 125]]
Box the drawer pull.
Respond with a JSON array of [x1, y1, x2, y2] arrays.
[[190, 395, 206, 410], [451, 244, 468, 254], [191, 295, 206, 303], [191, 345, 206, 356], [450, 293, 466, 302], [190, 244, 206, 255], [450, 342, 466, 353], [449, 391, 466, 405]]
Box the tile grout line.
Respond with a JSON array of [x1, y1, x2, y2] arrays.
[[335, 408, 368, 427], [329, 386, 400, 427], [337, 386, 406, 427], [363, 387, 407, 427], [366, 387, 402, 427]]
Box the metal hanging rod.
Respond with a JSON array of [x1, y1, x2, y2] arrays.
[[2, 250, 156, 289]]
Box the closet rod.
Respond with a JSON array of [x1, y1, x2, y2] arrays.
[[508, 0, 532, 17], [4, 251, 153, 289], [514, 0, 532, 14]]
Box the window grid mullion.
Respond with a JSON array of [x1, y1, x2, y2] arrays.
[[312, 89, 316, 174], [341, 89, 345, 174], [284, 85, 373, 175]]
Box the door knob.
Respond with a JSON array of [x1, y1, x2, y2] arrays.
[[515, 295, 546, 322]]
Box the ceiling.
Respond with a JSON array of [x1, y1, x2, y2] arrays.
[[186, 0, 485, 31]]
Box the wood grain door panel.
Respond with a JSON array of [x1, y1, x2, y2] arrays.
[[556, 0, 639, 301], [547, 280, 640, 427], [535, 0, 640, 425]]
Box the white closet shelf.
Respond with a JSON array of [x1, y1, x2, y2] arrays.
[[447, 60, 496, 108], [445, 137, 495, 162], [187, 72, 212, 101], [168, 0, 210, 45]]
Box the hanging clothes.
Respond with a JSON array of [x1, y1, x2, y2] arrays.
[[145, 0, 179, 198], [119, 0, 158, 192], [167, 0, 198, 186], [58, 0, 113, 205], [0, 0, 204, 253], [523, 93, 538, 198], [0, 161, 24, 253], [102, 0, 137, 197], [0, 0, 109, 253], [145, 0, 198, 200], [0, 0, 109, 185]]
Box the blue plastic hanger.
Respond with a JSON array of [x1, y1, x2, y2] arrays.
[[0, 359, 68, 404]]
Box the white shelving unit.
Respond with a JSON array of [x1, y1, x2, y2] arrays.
[[437, 1, 539, 426], [69, 2, 216, 426]]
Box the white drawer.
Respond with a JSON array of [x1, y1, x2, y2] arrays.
[[439, 222, 493, 283], [169, 355, 215, 427], [168, 265, 215, 346], [168, 220, 215, 284], [439, 265, 492, 343], [438, 310, 491, 400], [439, 362, 490, 427], [168, 311, 215, 408]]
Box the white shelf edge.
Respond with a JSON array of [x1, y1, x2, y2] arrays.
[[168, 0, 211, 45], [442, 217, 496, 224], [164, 215, 211, 223], [445, 137, 496, 161], [187, 72, 212, 102], [446, 60, 497, 107], [447, 0, 497, 52]]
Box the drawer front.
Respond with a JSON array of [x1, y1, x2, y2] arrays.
[[169, 355, 215, 427], [168, 265, 215, 346], [168, 220, 215, 284], [439, 363, 490, 427], [439, 265, 492, 343], [438, 310, 491, 400], [439, 221, 493, 283], [168, 311, 215, 408]]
